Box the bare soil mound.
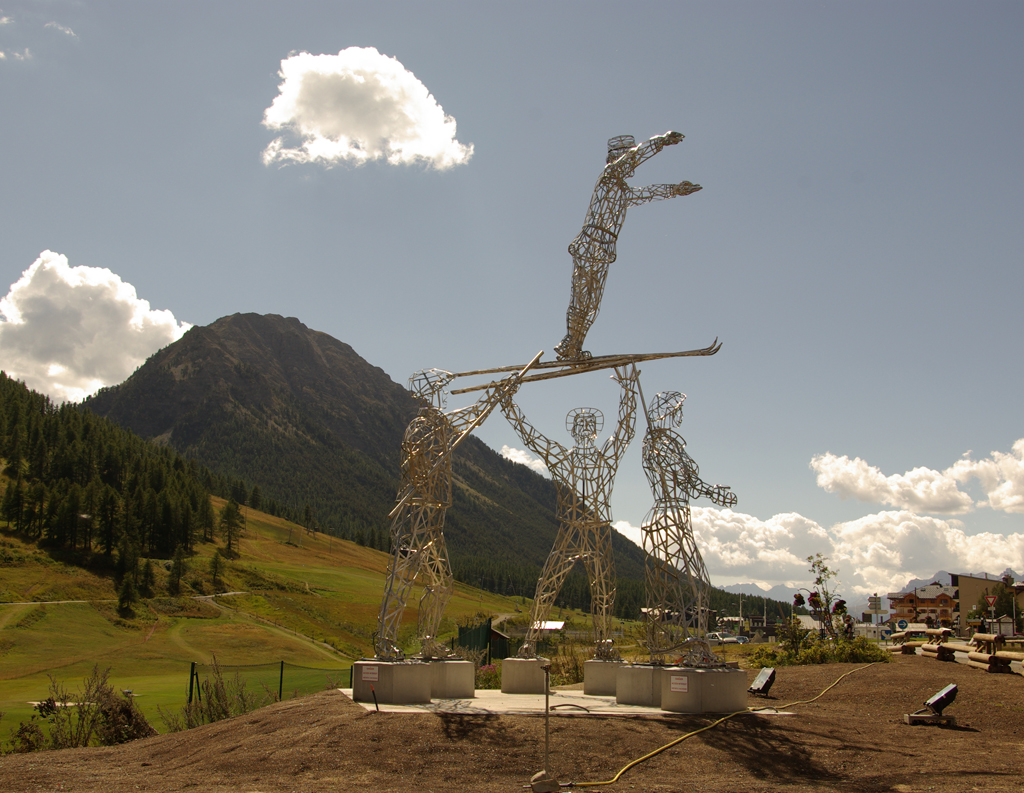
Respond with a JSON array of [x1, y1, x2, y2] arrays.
[[1, 656, 1021, 792]]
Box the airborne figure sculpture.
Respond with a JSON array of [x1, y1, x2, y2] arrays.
[[501, 365, 639, 659], [640, 390, 737, 666], [375, 360, 536, 661], [555, 131, 702, 361]]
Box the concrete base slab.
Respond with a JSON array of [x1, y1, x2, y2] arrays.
[[501, 657, 549, 694], [616, 664, 678, 707], [428, 659, 475, 699], [584, 659, 624, 696], [661, 667, 748, 714], [351, 660, 432, 704]]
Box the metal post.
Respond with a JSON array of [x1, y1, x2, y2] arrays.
[[544, 664, 551, 775], [279, 660, 285, 701], [188, 661, 195, 704]]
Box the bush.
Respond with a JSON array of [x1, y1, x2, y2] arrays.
[[476, 663, 501, 689], [748, 637, 891, 668], [159, 655, 270, 731], [5, 666, 155, 752]]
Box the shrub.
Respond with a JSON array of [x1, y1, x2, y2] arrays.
[[5, 666, 154, 752], [476, 663, 501, 689], [159, 655, 270, 732], [748, 636, 891, 668]]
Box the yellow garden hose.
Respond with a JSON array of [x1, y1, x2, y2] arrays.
[[573, 663, 878, 788]]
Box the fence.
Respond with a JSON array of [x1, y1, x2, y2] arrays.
[[187, 661, 352, 704]]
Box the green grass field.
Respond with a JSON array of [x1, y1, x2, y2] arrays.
[[0, 501, 533, 736]]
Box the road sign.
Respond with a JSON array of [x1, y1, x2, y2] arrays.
[[985, 595, 998, 607], [897, 619, 908, 630], [881, 629, 892, 638]]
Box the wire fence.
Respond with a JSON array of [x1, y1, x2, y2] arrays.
[[188, 661, 352, 704]]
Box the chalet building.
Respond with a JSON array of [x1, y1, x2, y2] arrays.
[[886, 584, 957, 628]]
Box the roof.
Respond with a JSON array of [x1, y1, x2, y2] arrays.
[[530, 621, 565, 631]]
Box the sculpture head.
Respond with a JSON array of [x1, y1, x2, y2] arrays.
[[409, 368, 455, 409], [607, 135, 636, 164], [649, 391, 686, 430], [566, 407, 604, 446]]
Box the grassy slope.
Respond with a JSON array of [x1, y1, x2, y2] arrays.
[[0, 499, 532, 734]]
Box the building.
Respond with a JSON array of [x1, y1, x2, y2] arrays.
[[886, 584, 957, 628], [953, 573, 1024, 636]]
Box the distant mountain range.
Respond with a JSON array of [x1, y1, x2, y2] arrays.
[[84, 313, 649, 610]]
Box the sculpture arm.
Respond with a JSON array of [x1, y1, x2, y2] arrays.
[[625, 180, 702, 207], [690, 477, 738, 508], [602, 364, 640, 461], [625, 130, 685, 169], [500, 395, 562, 467]]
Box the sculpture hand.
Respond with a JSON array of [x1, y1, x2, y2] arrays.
[[663, 131, 684, 145], [673, 180, 702, 196]]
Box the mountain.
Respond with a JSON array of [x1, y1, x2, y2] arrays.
[[84, 313, 648, 608]]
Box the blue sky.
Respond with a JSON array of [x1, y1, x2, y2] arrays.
[[1, 1, 1022, 597]]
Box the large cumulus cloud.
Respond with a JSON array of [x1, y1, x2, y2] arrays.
[[0, 251, 190, 402], [614, 505, 1024, 598], [262, 47, 473, 169]]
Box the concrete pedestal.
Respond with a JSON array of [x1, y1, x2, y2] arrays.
[[616, 664, 678, 707], [352, 660, 432, 704], [584, 659, 624, 696], [501, 657, 549, 694], [660, 667, 747, 714], [428, 659, 475, 699]]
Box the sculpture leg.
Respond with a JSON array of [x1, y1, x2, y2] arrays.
[[555, 259, 609, 361], [581, 522, 617, 659], [519, 526, 582, 658], [375, 504, 435, 660], [416, 531, 453, 658]]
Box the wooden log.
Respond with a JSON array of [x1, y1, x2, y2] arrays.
[[966, 659, 997, 672], [944, 643, 975, 654], [971, 633, 1005, 645], [994, 650, 1024, 662], [889, 631, 907, 642], [967, 651, 1009, 664]]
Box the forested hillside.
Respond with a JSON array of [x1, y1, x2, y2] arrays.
[[0, 372, 227, 566]]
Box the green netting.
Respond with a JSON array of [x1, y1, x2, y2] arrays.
[[190, 661, 351, 703]]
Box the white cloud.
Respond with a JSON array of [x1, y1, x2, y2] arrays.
[[0, 16, 13, 25], [0, 251, 191, 403], [810, 452, 975, 514], [44, 22, 77, 38], [262, 46, 473, 169], [947, 441, 1024, 513], [637, 502, 1024, 598], [500, 445, 549, 476], [811, 443, 1024, 516], [0, 48, 30, 61]]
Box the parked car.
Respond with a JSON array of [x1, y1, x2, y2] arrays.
[[706, 632, 739, 644], [735, 636, 750, 644]]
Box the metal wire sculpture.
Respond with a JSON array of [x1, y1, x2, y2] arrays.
[[501, 365, 640, 659], [554, 131, 702, 361], [375, 356, 540, 661], [639, 389, 737, 666]]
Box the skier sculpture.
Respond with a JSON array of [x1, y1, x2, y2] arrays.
[[640, 390, 737, 666], [501, 365, 639, 659], [555, 131, 702, 361], [375, 361, 536, 661]]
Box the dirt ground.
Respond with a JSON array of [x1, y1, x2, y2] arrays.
[[1, 655, 1021, 792]]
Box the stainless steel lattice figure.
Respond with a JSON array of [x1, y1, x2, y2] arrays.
[[375, 361, 535, 661], [640, 390, 737, 666], [501, 366, 640, 659], [554, 131, 702, 361]]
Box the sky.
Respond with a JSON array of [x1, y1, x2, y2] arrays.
[[1, 1, 1022, 602]]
